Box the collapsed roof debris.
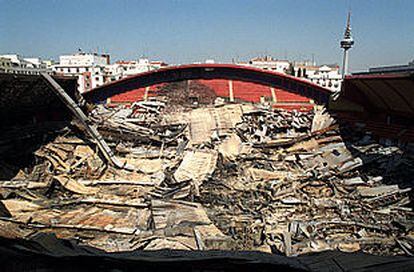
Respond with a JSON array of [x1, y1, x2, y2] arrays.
[[0, 76, 413, 265], [156, 81, 218, 109]]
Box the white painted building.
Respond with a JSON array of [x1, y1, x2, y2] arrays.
[[104, 63, 124, 83], [0, 54, 52, 75], [58, 53, 109, 67], [118, 58, 167, 77], [53, 52, 168, 93], [53, 52, 110, 93], [292, 64, 342, 92], [240, 56, 291, 73], [0, 57, 12, 73], [237, 56, 342, 92], [104, 58, 168, 84]]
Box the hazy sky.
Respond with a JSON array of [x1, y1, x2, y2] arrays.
[[1, 0, 413, 71]]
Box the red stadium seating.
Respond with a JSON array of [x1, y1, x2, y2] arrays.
[[109, 79, 313, 111]]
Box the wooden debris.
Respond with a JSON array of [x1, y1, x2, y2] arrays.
[[54, 175, 98, 195], [173, 150, 218, 188], [0, 100, 413, 258]]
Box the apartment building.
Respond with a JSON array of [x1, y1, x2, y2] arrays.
[[0, 54, 52, 75], [53, 52, 110, 93], [292, 63, 342, 92]]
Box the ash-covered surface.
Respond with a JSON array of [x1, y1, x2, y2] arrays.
[[0, 99, 413, 260], [156, 81, 217, 110]]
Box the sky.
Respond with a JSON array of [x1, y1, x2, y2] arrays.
[[0, 0, 413, 71]]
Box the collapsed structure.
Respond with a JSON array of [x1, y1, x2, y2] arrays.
[[1, 74, 413, 257], [0, 66, 414, 271]]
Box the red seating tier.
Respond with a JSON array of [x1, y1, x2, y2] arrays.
[[108, 79, 313, 111]]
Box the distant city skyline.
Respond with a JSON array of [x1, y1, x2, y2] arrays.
[[1, 0, 413, 72]]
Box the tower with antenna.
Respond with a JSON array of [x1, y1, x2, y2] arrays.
[[340, 11, 354, 78]]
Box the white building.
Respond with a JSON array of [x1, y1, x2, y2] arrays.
[[292, 63, 342, 92], [0, 54, 52, 75], [117, 58, 167, 77], [237, 56, 342, 92], [150, 60, 168, 70], [0, 57, 12, 73], [104, 63, 124, 83], [53, 53, 168, 92], [240, 56, 291, 73], [53, 52, 110, 93], [104, 58, 167, 84]]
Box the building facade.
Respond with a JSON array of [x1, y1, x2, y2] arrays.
[[0, 57, 12, 73], [362, 60, 414, 75], [104, 58, 168, 84], [53, 52, 168, 93], [239, 56, 291, 73], [292, 63, 342, 92], [53, 52, 110, 93], [0, 54, 52, 75], [239, 56, 342, 92]]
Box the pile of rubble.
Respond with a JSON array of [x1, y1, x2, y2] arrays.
[[154, 81, 218, 111], [0, 101, 413, 256]]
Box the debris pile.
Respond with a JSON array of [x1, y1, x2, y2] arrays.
[[156, 81, 217, 110], [0, 101, 413, 256]]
